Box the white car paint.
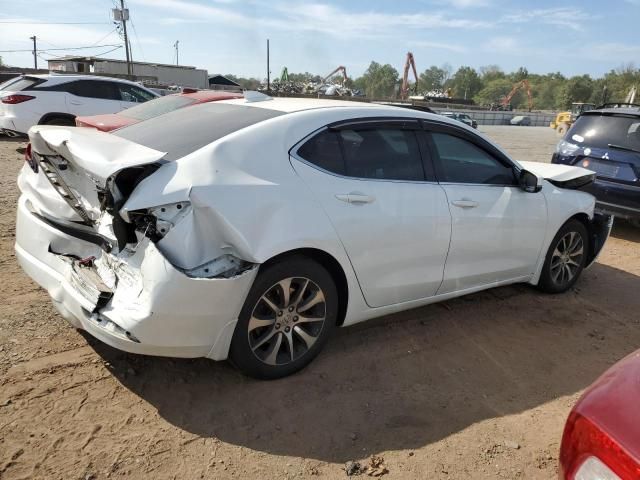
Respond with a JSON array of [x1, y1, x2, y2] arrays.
[[15, 98, 607, 362], [0, 74, 157, 136]]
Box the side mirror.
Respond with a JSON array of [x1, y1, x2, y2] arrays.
[[519, 169, 543, 193]]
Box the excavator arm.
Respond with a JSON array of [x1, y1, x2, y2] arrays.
[[322, 66, 348, 84], [400, 52, 418, 100], [502, 79, 533, 111]]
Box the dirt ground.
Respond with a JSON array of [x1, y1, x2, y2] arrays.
[[1, 126, 639, 480]]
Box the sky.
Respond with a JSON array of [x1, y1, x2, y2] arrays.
[[1, 0, 639, 80]]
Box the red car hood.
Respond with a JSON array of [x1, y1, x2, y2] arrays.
[[75, 113, 138, 132]]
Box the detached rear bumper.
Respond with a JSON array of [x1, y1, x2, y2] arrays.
[[15, 195, 258, 360]]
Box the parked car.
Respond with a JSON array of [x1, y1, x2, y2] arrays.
[[510, 115, 532, 126], [559, 350, 640, 479], [552, 106, 640, 226], [16, 98, 610, 379], [440, 111, 478, 128], [75, 90, 244, 131], [0, 74, 158, 136]]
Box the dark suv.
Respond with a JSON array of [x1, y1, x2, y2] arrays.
[[552, 106, 640, 226]]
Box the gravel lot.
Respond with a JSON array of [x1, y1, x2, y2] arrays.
[[1, 126, 639, 479]]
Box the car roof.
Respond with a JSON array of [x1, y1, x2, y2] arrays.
[[215, 97, 478, 129], [24, 73, 151, 87], [217, 96, 384, 113], [584, 107, 640, 117]]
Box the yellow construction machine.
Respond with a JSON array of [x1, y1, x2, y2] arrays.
[[550, 102, 596, 134]]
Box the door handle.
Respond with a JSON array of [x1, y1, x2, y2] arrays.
[[335, 192, 375, 204], [451, 199, 479, 208], [69, 100, 82, 105]]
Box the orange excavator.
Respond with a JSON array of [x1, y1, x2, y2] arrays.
[[400, 52, 418, 100], [501, 80, 533, 111], [322, 66, 348, 85]]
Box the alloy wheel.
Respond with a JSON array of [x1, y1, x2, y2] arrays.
[[248, 277, 327, 366], [550, 231, 584, 286]]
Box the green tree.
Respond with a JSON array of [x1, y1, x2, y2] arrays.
[[474, 78, 513, 106], [558, 75, 594, 109], [419, 65, 448, 92], [512, 66, 529, 82], [479, 65, 505, 82], [451, 66, 482, 99], [354, 61, 399, 98]]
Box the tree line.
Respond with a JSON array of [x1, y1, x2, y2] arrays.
[[226, 62, 640, 111]]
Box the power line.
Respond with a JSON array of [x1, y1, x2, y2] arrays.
[[89, 27, 118, 47], [40, 45, 123, 59], [129, 17, 146, 62], [0, 43, 122, 53], [0, 21, 110, 25]]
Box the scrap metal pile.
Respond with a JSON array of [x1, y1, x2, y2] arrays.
[[259, 80, 362, 96]]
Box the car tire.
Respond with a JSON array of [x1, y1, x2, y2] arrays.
[[43, 117, 75, 126], [229, 256, 338, 379], [556, 123, 570, 135], [629, 218, 640, 229], [537, 219, 589, 294]]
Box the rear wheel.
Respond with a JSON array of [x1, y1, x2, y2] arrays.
[[537, 220, 588, 293], [229, 256, 338, 379]]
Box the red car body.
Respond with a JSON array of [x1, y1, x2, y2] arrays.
[[75, 90, 243, 132], [559, 350, 640, 479]]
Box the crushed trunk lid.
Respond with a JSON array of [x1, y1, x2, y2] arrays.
[[28, 125, 167, 249], [29, 125, 166, 187]]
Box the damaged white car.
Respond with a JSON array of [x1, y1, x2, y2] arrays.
[[15, 97, 612, 379]]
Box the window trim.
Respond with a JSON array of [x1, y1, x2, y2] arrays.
[[423, 120, 520, 187], [290, 118, 438, 184]]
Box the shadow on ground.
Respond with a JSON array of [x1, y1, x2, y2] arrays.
[[87, 260, 640, 463]]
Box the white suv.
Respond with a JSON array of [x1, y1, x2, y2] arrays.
[[0, 74, 158, 136]]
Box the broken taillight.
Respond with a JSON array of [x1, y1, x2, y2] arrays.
[[1, 94, 36, 104], [24, 143, 38, 173]]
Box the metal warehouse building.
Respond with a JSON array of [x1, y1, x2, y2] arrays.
[[47, 56, 209, 89]]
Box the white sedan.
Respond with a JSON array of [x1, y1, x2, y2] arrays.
[[16, 96, 611, 378]]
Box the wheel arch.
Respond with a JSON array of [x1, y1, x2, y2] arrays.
[[260, 247, 349, 326], [38, 112, 76, 125]]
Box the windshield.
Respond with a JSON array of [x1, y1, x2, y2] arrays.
[[568, 114, 640, 151], [119, 95, 196, 120]]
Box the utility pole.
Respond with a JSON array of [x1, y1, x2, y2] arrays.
[[29, 36, 37, 69], [266, 39, 270, 92], [118, 0, 132, 77], [174, 40, 179, 65]]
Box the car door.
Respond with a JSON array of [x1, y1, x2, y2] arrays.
[[65, 80, 124, 116], [291, 120, 451, 308], [425, 124, 547, 294]]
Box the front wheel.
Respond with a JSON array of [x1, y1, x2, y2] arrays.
[[229, 256, 338, 379], [537, 220, 588, 293]]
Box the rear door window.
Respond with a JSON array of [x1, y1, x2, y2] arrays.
[[69, 80, 120, 100], [340, 128, 424, 181], [297, 130, 345, 175]]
